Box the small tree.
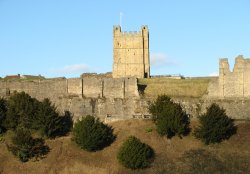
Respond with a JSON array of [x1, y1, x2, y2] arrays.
[[194, 103, 236, 144], [7, 127, 49, 162], [117, 136, 154, 169], [149, 95, 189, 138], [4, 92, 38, 129], [72, 115, 115, 151], [34, 98, 73, 138], [4, 92, 72, 138], [0, 98, 7, 133]]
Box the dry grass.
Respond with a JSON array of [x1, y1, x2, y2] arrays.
[[138, 77, 214, 98], [0, 119, 249, 174]]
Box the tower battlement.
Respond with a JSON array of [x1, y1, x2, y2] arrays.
[[120, 31, 142, 37], [112, 25, 150, 78], [113, 26, 149, 38]]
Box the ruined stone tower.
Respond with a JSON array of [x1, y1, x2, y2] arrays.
[[112, 25, 150, 78], [208, 55, 250, 98]]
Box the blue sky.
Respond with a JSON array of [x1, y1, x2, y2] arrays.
[[0, 0, 250, 78]]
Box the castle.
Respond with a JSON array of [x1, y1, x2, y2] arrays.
[[112, 26, 150, 78], [0, 26, 250, 120]]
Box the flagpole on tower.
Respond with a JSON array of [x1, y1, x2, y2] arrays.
[[120, 12, 123, 29]]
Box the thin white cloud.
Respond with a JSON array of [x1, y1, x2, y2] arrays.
[[208, 72, 219, 76], [51, 64, 90, 74], [151, 53, 176, 67]]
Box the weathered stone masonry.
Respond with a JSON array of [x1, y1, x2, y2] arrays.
[[0, 77, 139, 99], [1, 71, 250, 121], [208, 55, 250, 99], [112, 26, 150, 78], [0, 77, 146, 121]]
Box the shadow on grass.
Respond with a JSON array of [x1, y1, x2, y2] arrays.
[[179, 148, 250, 174]]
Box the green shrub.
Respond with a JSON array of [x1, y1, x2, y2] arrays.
[[72, 115, 115, 151], [7, 127, 49, 162], [4, 92, 38, 129], [145, 127, 153, 133], [34, 99, 73, 138], [3, 92, 72, 138], [0, 98, 7, 133], [117, 136, 154, 169], [194, 103, 236, 144], [149, 95, 189, 138]]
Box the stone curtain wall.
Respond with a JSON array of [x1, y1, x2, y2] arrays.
[[3, 61, 250, 120], [0, 77, 140, 121], [0, 77, 139, 100], [208, 55, 250, 99], [82, 78, 103, 98], [173, 98, 250, 120], [0, 79, 68, 100], [67, 78, 83, 97]]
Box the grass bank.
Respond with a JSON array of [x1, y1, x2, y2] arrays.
[[138, 77, 214, 98], [0, 119, 249, 174]]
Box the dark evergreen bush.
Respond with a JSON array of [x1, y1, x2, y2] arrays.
[[149, 95, 189, 138], [72, 115, 115, 151], [117, 136, 154, 169], [4, 92, 38, 129], [7, 127, 49, 162], [35, 99, 73, 138], [3, 92, 72, 138], [0, 98, 7, 133], [1, 92, 73, 161], [56, 111, 73, 137], [194, 103, 236, 144]]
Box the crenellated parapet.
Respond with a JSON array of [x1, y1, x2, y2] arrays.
[[121, 31, 142, 37], [113, 25, 148, 38]]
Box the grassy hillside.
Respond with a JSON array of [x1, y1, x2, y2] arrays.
[[0, 120, 249, 174], [138, 77, 214, 98]]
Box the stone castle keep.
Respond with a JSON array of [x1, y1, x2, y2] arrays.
[[112, 25, 150, 78], [0, 26, 250, 120]]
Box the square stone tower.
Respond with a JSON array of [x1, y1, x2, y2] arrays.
[[112, 25, 150, 78]]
